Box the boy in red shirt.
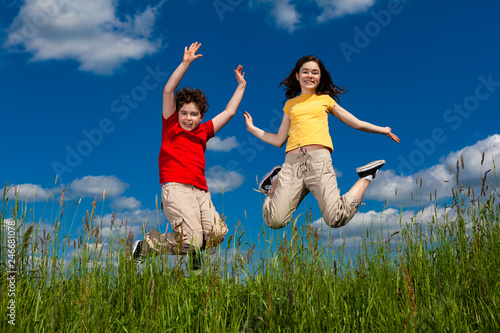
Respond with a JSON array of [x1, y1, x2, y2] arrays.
[[133, 42, 246, 271]]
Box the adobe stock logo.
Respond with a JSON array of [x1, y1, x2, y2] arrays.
[[213, 0, 243, 22]]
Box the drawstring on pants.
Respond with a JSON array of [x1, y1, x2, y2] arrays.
[[297, 144, 311, 178]]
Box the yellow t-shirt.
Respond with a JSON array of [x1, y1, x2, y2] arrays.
[[284, 93, 335, 153]]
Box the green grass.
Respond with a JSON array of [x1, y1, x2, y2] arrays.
[[1, 171, 499, 332]]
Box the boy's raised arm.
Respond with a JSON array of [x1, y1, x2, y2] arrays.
[[212, 65, 246, 134], [163, 42, 203, 119]]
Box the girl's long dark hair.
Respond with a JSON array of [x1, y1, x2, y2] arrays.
[[279, 55, 346, 103]]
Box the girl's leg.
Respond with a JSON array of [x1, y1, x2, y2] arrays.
[[347, 160, 385, 200], [263, 162, 307, 229], [346, 178, 371, 201], [306, 151, 361, 228]]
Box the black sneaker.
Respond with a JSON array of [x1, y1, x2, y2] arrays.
[[189, 251, 202, 271], [356, 160, 385, 179], [132, 240, 143, 268], [258, 166, 281, 195]]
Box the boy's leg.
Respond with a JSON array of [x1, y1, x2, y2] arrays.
[[263, 161, 308, 229], [142, 228, 177, 256], [199, 190, 228, 249], [161, 183, 204, 254]]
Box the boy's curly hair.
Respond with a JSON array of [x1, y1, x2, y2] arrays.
[[175, 87, 209, 115]]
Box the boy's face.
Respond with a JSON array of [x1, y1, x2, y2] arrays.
[[178, 102, 203, 131]]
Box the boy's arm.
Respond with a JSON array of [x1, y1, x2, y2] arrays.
[[244, 111, 290, 148], [331, 103, 400, 143], [212, 65, 246, 134], [163, 42, 203, 119]]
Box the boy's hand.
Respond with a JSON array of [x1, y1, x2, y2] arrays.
[[183, 42, 203, 63], [234, 65, 246, 85]]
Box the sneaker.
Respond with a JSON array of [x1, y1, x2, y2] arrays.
[[258, 166, 281, 195], [356, 160, 385, 180], [132, 240, 144, 268], [189, 251, 202, 271]]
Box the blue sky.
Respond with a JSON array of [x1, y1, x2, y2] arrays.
[[2, 0, 500, 253]]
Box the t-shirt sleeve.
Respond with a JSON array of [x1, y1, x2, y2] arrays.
[[162, 110, 177, 128], [204, 120, 215, 140], [327, 96, 336, 112], [283, 100, 291, 116]]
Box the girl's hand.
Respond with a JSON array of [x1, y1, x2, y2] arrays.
[[234, 65, 246, 85], [244, 111, 254, 131], [386, 127, 400, 143], [183, 42, 203, 63]]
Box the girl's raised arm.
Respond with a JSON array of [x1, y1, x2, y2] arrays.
[[331, 104, 400, 143], [244, 111, 290, 148], [162, 42, 203, 119]]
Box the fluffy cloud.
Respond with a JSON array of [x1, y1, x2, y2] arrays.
[[5, 175, 130, 202], [206, 165, 245, 193], [207, 136, 239, 152], [251, 0, 377, 32], [97, 208, 163, 239], [315, 0, 376, 23], [365, 134, 500, 206], [3, 0, 164, 74], [110, 196, 142, 211], [4, 183, 62, 202], [312, 204, 453, 250], [69, 175, 128, 199]]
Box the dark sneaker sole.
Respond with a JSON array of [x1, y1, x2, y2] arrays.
[[356, 160, 385, 174], [132, 240, 142, 259], [258, 166, 282, 194]]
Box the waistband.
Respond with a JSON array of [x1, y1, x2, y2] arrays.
[[284, 148, 331, 163]]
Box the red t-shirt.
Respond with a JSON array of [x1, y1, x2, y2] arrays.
[[158, 112, 214, 191]]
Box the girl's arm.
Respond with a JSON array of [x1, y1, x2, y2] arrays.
[[162, 42, 203, 119], [212, 65, 246, 134], [331, 104, 400, 143], [244, 111, 290, 148]]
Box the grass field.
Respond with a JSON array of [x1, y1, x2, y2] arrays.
[[1, 166, 499, 332]]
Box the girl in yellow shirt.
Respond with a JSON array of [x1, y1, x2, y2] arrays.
[[244, 55, 400, 229]]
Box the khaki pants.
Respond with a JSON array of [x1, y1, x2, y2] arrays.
[[263, 149, 360, 229], [143, 183, 228, 255]]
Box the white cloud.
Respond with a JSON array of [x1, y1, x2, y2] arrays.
[[365, 134, 500, 206], [250, 0, 377, 32], [206, 165, 245, 193], [110, 196, 142, 211], [98, 208, 164, 240], [271, 0, 301, 33], [207, 136, 239, 152], [315, 0, 376, 23], [312, 204, 452, 250], [4, 175, 129, 202], [69, 175, 128, 199], [4, 183, 62, 202], [3, 0, 164, 74]]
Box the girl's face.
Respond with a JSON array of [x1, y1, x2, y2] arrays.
[[296, 61, 321, 94], [178, 102, 203, 131]]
